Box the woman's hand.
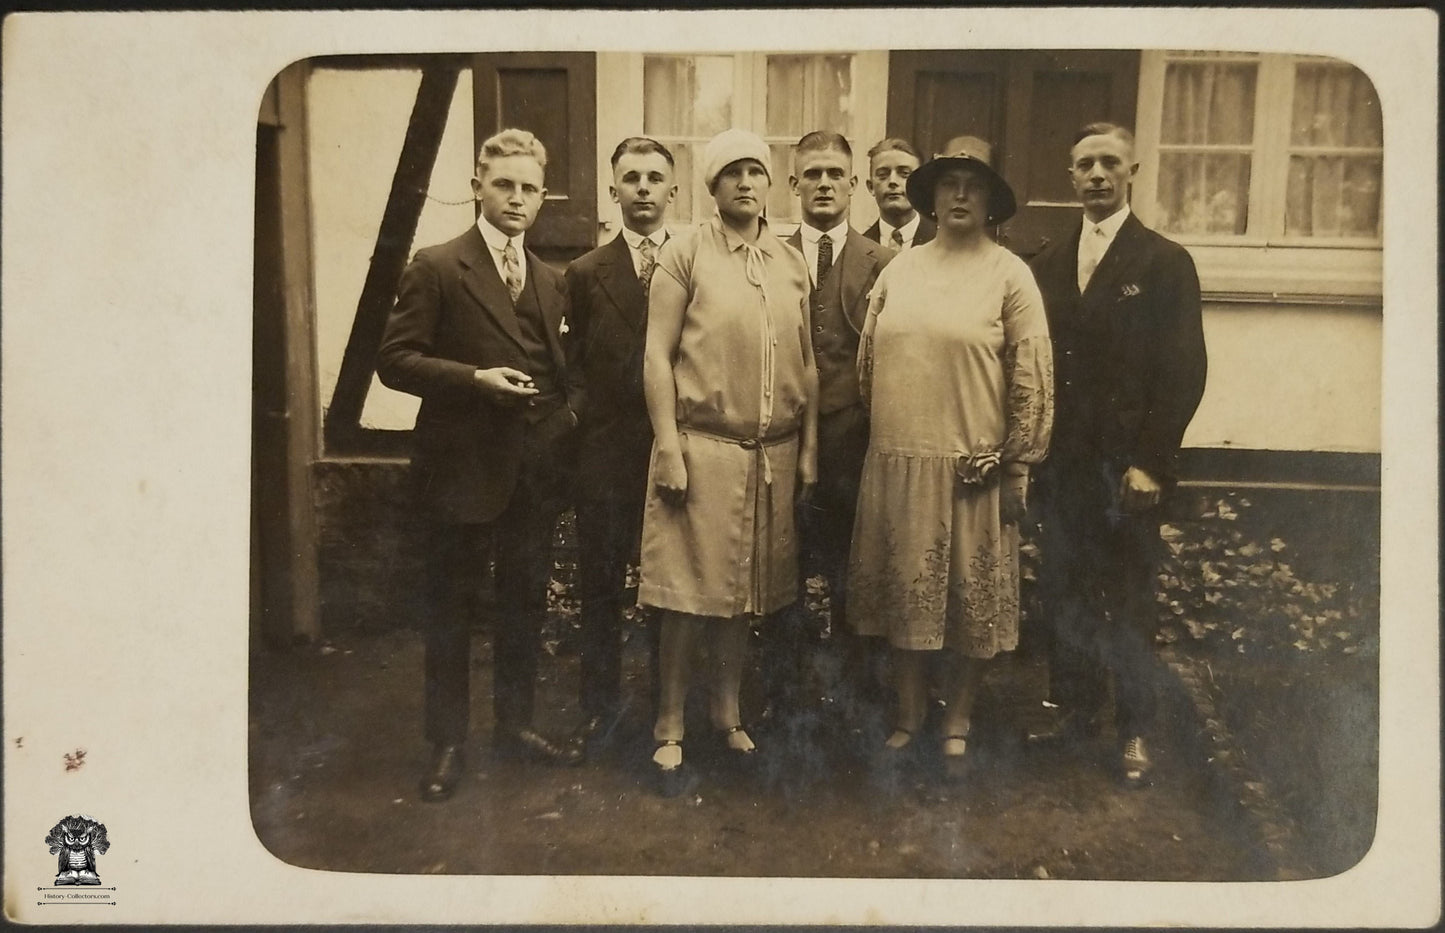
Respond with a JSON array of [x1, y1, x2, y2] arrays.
[[1000, 467, 1029, 524], [795, 456, 817, 508], [653, 444, 688, 506]]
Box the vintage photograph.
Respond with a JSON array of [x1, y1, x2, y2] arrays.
[[6, 6, 1434, 928], [250, 42, 1384, 884]]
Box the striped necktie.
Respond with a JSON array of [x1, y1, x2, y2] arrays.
[[889, 227, 905, 251], [502, 239, 524, 304], [638, 236, 657, 297], [816, 233, 833, 290]]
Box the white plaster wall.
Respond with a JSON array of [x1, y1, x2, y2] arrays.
[[1186, 302, 1381, 452], [307, 67, 476, 432]]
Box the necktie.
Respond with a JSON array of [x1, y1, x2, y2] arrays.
[[638, 236, 657, 297], [816, 233, 833, 290], [1078, 225, 1107, 293], [502, 239, 524, 304], [889, 227, 905, 251]]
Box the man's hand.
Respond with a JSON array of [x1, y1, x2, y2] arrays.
[[474, 367, 539, 403], [1000, 468, 1029, 524], [1119, 465, 1163, 512], [653, 444, 688, 506]]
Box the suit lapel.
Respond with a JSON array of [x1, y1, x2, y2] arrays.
[[839, 230, 879, 332], [1035, 227, 1083, 322], [1082, 213, 1147, 308], [594, 234, 648, 333], [530, 255, 568, 369], [458, 228, 525, 350]]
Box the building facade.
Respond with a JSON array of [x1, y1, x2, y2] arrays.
[[253, 49, 1382, 641]]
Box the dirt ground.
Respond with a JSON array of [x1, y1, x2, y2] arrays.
[[249, 627, 1270, 881]]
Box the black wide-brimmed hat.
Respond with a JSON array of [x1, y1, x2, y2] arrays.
[[905, 135, 1017, 225]]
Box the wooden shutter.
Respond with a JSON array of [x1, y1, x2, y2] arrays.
[[473, 52, 597, 262]]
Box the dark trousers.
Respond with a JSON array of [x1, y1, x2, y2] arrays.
[[1036, 455, 1165, 737], [765, 403, 872, 702], [422, 411, 573, 745], [575, 453, 657, 719]]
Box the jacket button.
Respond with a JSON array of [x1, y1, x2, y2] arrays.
[[815, 324, 825, 333]]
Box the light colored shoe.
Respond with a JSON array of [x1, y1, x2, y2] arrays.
[[942, 733, 969, 782], [1121, 735, 1151, 788]]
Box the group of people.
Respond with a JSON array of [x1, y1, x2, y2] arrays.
[[376, 119, 1207, 803]]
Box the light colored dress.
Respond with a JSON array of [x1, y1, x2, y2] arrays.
[[638, 216, 812, 618], [848, 240, 1053, 655]]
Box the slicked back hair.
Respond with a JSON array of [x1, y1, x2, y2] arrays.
[[1072, 122, 1136, 153], [476, 128, 548, 179], [610, 136, 675, 169], [795, 130, 853, 162], [866, 137, 920, 163]]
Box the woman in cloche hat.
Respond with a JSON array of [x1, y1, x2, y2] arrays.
[[847, 136, 1054, 780], [636, 128, 818, 795]]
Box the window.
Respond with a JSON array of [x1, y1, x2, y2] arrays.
[[1285, 61, 1383, 238], [640, 53, 862, 225], [1148, 51, 1381, 244], [1136, 51, 1382, 296]]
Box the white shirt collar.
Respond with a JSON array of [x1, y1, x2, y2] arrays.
[[1082, 204, 1130, 246], [799, 219, 849, 246], [878, 212, 921, 246], [621, 226, 667, 251], [476, 214, 524, 256]]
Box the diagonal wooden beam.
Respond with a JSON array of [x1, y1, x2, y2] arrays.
[[325, 64, 461, 452]]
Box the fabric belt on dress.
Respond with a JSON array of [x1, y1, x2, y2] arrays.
[[678, 425, 796, 485]]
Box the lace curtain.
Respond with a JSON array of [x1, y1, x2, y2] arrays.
[[1156, 56, 1382, 240], [642, 54, 853, 224], [1286, 64, 1382, 238], [1157, 59, 1257, 236]]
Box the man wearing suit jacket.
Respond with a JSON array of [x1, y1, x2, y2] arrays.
[[378, 128, 585, 803], [1027, 122, 1207, 787], [771, 131, 893, 720], [564, 137, 676, 749], [861, 137, 936, 251]]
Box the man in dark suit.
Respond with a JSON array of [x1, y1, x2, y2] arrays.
[[1027, 122, 1208, 787], [564, 137, 676, 749], [378, 128, 585, 803], [771, 131, 892, 721], [861, 137, 936, 250]]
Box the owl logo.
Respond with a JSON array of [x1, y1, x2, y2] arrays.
[[45, 815, 109, 885]]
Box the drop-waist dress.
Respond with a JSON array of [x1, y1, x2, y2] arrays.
[[847, 241, 1053, 655], [638, 217, 813, 619]]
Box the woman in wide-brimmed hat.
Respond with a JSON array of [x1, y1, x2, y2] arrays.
[[847, 136, 1053, 780], [637, 128, 818, 795]]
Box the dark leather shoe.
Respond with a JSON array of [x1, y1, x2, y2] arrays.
[[1121, 735, 1152, 788], [1025, 707, 1103, 745], [494, 727, 585, 766], [419, 744, 465, 802]]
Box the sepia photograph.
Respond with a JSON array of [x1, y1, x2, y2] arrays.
[[253, 38, 1383, 878], [4, 8, 1438, 927]]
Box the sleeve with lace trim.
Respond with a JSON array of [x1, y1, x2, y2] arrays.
[[1000, 255, 1054, 466]]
